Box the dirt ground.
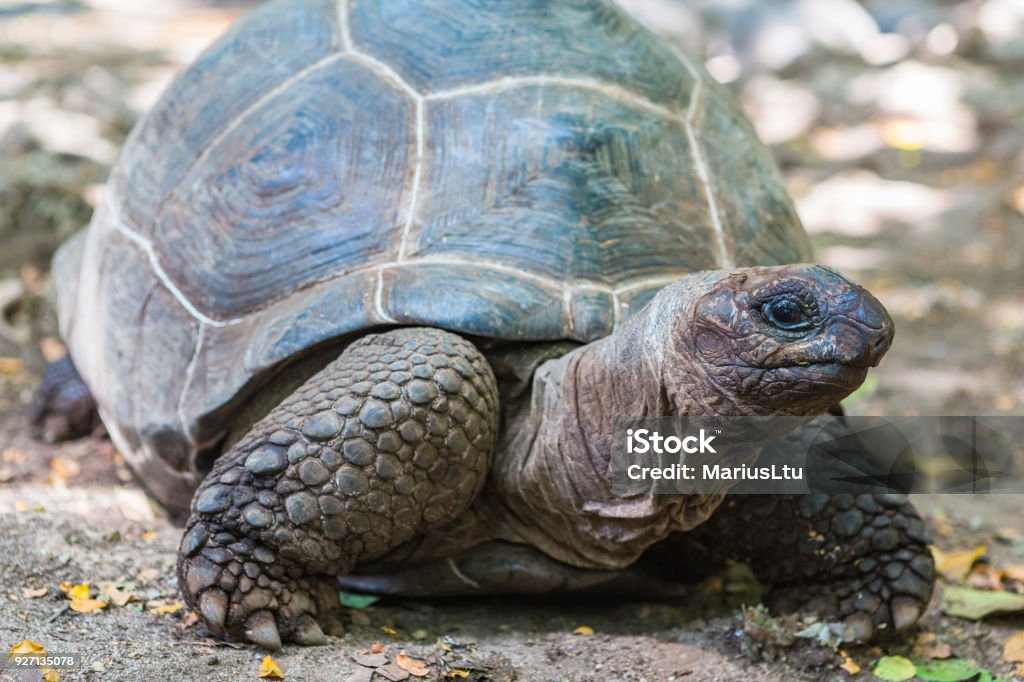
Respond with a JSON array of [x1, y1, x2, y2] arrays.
[[1, 0, 1023, 680]]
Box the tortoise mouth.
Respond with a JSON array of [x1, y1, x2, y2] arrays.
[[773, 361, 870, 390]]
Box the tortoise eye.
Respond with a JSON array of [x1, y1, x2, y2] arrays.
[[762, 297, 814, 331]]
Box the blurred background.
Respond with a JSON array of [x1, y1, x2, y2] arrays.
[[0, 2, 1022, 679], [0, 0, 1021, 421]]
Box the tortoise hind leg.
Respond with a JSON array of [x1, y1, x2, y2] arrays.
[[177, 327, 499, 648], [30, 355, 100, 443]]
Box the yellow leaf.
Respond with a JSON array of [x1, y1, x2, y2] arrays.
[[58, 582, 72, 592], [1004, 632, 1024, 663], [932, 545, 986, 583], [64, 583, 90, 601], [69, 598, 108, 613], [42, 670, 60, 682], [10, 640, 45, 656], [839, 651, 860, 675], [445, 671, 470, 679], [396, 652, 429, 677], [258, 655, 286, 679], [573, 626, 595, 636], [141, 530, 158, 541], [148, 601, 184, 615], [98, 583, 134, 607], [0, 358, 23, 374], [381, 626, 398, 636], [22, 587, 48, 599]]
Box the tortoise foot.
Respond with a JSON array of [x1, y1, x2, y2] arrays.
[[30, 356, 100, 442], [662, 493, 935, 642], [763, 494, 935, 641], [176, 327, 498, 647], [178, 520, 340, 649]]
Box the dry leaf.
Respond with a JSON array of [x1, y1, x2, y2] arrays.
[[967, 564, 1003, 591], [48, 457, 81, 485], [381, 626, 398, 636], [10, 640, 45, 656], [181, 611, 200, 629], [573, 626, 595, 636], [141, 530, 158, 541], [98, 582, 134, 607], [0, 357, 23, 374], [22, 587, 48, 599], [148, 601, 184, 615], [839, 651, 861, 674], [370, 642, 384, 654], [396, 652, 429, 677], [352, 652, 388, 667], [932, 545, 986, 583], [1004, 632, 1024, 663], [258, 654, 286, 679], [913, 639, 953, 660], [376, 662, 410, 681], [1002, 565, 1024, 582], [64, 583, 90, 601], [136, 567, 159, 583], [42, 671, 59, 682], [445, 671, 470, 679], [69, 598, 108, 613]]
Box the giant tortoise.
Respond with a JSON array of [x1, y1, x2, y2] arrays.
[[33, 0, 934, 649]]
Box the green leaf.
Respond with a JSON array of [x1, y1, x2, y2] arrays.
[[338, 590, 380, 609], [977, 672, 1006, 682], [941, 586, 1024, 620], [873, 656, 917, 682], [915, 658, 983, 681], [794, 621, 844, 651]]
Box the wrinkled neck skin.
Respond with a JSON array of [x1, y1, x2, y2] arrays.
[[487, 274, 755, 570]]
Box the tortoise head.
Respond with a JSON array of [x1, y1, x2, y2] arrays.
[[662, 264, 894, 415]]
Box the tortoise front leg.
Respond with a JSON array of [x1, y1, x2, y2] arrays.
[[177, 327, 499, 648], [659, 494, 935, 641]]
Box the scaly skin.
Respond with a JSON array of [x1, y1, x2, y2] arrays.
[[650, 493, 935, 641], [30, 356, 99, 442], [176, 327, 499, 648]]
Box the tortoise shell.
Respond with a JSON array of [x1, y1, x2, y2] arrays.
[[54, 0, 811, 509]]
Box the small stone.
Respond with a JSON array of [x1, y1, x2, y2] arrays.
[[195, 485, 232, 514], [302, 412, 344, 441], [286, 492, 319, 525], [343, 438, 375, 466], [244, 445, 288, 476], [242, 504, 274, 529], [359, 399, 393, 428], [299, 459, 331, 486]]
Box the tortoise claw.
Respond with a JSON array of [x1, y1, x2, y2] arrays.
[[199, 590, 228, 633], [245, 611, 282, 650], [292, 614, 327, 646]]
